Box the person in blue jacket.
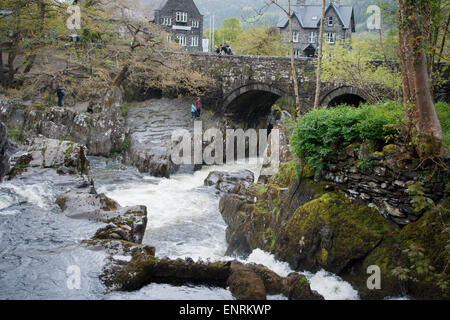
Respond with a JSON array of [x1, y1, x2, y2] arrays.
[[191, 104, 197, 119]]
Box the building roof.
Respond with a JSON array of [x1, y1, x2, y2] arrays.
[[277, 3, 354, 30]]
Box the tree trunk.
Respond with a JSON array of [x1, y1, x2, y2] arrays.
[[287, 0, 301, 116], [399, 0, 443, 155], [313, 0, 326, 109]]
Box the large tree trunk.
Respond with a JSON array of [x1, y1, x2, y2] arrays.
[[398, 0, 443, 155], [287, 0, 301, 116], [313, 0, 326, 109]]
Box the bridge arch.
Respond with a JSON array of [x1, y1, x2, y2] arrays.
[[222, 83, 288, 126], [320, 86, 368, 107]]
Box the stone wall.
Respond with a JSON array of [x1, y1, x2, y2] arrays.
[[320, 143, 449, 226]]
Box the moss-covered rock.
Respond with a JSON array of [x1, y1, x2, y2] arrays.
[[347, 199, 450, 299], [274, 191, 390, 274]]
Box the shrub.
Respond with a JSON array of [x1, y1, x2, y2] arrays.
[[290, 102, 403, 172], [435, 101, 449, 147]]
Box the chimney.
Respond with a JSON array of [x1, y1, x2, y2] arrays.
[[296, 0, 306, 5]]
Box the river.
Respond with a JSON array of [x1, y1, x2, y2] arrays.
[[0, 154, 359, 300]]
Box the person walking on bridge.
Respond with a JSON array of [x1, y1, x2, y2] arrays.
[[194, 97, 202, 118]]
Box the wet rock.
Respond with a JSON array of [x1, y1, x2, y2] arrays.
[[282, 274, 324, 300], [205, 170, 254, 193], [56, 190, 147, 243], [0, 121, 18, 180], [227, 262, 266, 300], [27, 137, 89, 173]]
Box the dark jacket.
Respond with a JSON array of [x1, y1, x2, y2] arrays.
[[56, 87, 64, 98]]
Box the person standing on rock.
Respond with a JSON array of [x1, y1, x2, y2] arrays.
[[56, 83, 65, 107], [191, 103, 197, 119], [194, 97, 202, 118]]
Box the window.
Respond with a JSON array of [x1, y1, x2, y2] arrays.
[[327, 32, 335, 44], [190, 36, 199, 47], [293, 31, 299, 43], [294, 49, 302, 57], [167, 35, 172, 43], [328, 16, 333, 26], [191, 20, 199, 28], [162, 17, 172, 26], [312, 16, 318, 20], [176, 35, 186, 46], [309, 32, 315, 43], [176, 11, 187, 23]]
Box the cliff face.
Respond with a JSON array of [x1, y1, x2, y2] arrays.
[[0, 89, 127, 158]]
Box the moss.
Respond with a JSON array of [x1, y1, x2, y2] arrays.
[[276, 191, 390, 273], [351, 199, 450, 299], [269, 161, 297, 188], [65, 145, 74, 159], [321, 248, 328, 264]]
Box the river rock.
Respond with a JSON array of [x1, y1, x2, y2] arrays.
[[205, 170, 254, 193], [0, 121, 18, 180], [227, 262, 267, 300], [56, 190, 148, 243]]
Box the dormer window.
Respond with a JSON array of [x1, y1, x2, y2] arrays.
[[176, 11, 187, 23], [328, 16, 333, 26], [312, 16, 318, 20]]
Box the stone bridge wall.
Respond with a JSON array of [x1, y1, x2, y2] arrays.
[[189, 53, 323, 113]]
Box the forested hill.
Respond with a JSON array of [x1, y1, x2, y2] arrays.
[[195, 0, 391, 30]]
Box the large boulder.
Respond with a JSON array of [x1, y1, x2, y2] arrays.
[[7, 137, 89, 178], [205, 170, 254, 193], [274, 191, 390, 274], [56, 190, 148, 244]]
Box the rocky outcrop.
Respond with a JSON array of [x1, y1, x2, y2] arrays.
[[92, 237, 323, 300], [56, 190, 147, 244], [7, 137, 89, 179], [0, 121, 18, 180], [0, 91, 126, 157], [205, 170, 254, 193]]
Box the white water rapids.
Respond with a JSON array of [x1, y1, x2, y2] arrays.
[[0, 156, 360, 300]]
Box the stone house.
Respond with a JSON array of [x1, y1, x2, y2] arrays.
[[277, 0, 355, 57], [143, 0, 203, 52]]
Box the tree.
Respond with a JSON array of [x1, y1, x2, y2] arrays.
[[0, 0, 64, 88], [313, 0, 326, 109], [320, 37, 402, 103], [398, 0, 443, 155], [234, 26, 287, 56]]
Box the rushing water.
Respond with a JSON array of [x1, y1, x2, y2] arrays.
[[0, 155, 360, 300]]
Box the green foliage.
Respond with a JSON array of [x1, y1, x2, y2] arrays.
[[121, 103, 129, 117], [290, 102, 403, 172], [357, 158, 373, 174], [435, 101, 450, 147], [233, 26, 288, 56], [8, 126, 25, 145], [321, 37, 402, 102], [407, 184, 435, 213]]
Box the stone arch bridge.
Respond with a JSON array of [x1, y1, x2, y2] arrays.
[[189, 52, 370, 123]]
